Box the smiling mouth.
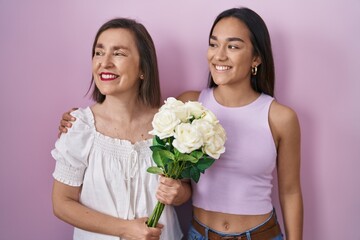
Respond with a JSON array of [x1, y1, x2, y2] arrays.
[[100, 73, 119, 81], [214, 64, 232, 71]]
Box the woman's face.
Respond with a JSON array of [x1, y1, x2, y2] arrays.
[[207, 17, 261, 87], [92, 28, 142, 97]]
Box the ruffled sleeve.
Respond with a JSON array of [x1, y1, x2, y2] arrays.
[[51, 107, 95, 187]]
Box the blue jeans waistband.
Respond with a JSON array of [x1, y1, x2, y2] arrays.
[[190, 208, 282, 240]]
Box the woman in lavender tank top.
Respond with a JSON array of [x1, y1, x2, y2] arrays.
[[58, 7, 303, 240], [164, 7, 303, 240]]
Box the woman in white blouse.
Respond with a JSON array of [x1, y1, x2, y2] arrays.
[[51, 18, 182, 240]]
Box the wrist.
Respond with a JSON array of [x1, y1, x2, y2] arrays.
[[174, 180, 191, 205], [115, 219, 129, 237]]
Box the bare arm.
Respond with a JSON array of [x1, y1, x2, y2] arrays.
[[52, 180, 162, 239], [269, 102, 303, 240]]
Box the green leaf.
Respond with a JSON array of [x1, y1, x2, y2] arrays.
[[152, 149, 175, 168], [153, 135, 165, 146], [147, 166, 164, 175], [165, 162, 174, 176], [174, 148, 181, 157], [162, 158, 171, 166], [150, 145, 166, 151], [152, 149, 164, 167], [178, 153, 197, 163], [159, 150, 175, 161], [163, 137, 174, 152], [181, 166, 191, 179], [191, 150, 203, 159], [190, 167, 200, 183], [196, 157, 215, 171]]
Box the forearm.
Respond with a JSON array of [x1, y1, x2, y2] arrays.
[[280, 191, 303, 240], [53, 198, 128, 237]]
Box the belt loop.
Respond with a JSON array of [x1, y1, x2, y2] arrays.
[[273, 207, 277, 221], [246, 231, 251, 240], [205, 226, 209, 240]]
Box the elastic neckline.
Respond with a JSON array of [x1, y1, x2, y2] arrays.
[[84, 106, 153, 147], [209, 88, 264, 110]]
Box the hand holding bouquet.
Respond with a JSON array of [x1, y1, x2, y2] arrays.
[[146, 97, 226, 227]]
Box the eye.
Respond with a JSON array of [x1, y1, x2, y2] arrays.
[[114, 51, 127, 57], [228, 45, 239, 50], [94, 50, 104, 56], [209, 42, 218, 48]]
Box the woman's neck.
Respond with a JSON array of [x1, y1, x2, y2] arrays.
[[213, 84, 260, 107], [91, 96, 156, 143], [98, 95, 145, 122]]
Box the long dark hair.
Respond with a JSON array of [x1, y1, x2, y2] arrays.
[[89, 18, 161, 107], [207, 7, 275, 97]]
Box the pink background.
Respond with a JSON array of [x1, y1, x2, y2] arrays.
[[0, 0, 359, 239]]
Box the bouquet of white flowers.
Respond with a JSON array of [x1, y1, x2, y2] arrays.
[[146, 97, 226, 227]]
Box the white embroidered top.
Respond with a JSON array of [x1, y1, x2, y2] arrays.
[[52, 107, 182, 240]]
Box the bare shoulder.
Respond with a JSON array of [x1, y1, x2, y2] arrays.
[[270, 101, 299, 124], [176, 90, 200, 102], [269, 101, 300, 141]]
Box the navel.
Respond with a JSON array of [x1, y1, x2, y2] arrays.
[[223, 221, 230, 231]]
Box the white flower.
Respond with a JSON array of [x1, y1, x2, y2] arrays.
[[173, 123, 203, 153], [191, 118, 215, 141], [160, 97, 184, 110], [161, 97, 189, 122], [172, 105, 190, 122], [213, 123, 226, 142], [150, 97, 226, 158], [203, 123, 226, 159], [185, 101, 205, 119], [149, 109, 180, 139], [202, 109, 218, 124]]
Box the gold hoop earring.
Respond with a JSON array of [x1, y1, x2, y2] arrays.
[[251, 66, 258, 76]]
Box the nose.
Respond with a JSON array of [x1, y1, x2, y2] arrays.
[[100, 54, 114, 68], [214, 46, 228, 61]]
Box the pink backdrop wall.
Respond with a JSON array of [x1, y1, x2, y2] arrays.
[[1, 0, 359, 239]]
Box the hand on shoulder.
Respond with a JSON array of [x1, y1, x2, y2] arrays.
[[58, 108, 78, 137]]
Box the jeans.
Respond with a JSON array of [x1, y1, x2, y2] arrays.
[[187, 210, 283, 240]]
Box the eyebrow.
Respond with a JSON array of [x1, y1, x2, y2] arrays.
[[210, 36, 245, 43], [95, 43, 130, 51]]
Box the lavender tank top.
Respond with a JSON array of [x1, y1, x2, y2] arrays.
[[192, 88, 277, 215]]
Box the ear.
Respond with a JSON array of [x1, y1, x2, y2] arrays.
[[139, 73, 144, 80], [252, 55, 262, 67]]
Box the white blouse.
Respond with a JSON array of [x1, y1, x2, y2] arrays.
[[52, 107, 183, 240]]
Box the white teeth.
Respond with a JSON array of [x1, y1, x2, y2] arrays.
[[215, 65, 230, 71], [101, 74, 117, 79]]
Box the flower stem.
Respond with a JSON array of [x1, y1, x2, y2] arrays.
[[147, 201, 165, 227]]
